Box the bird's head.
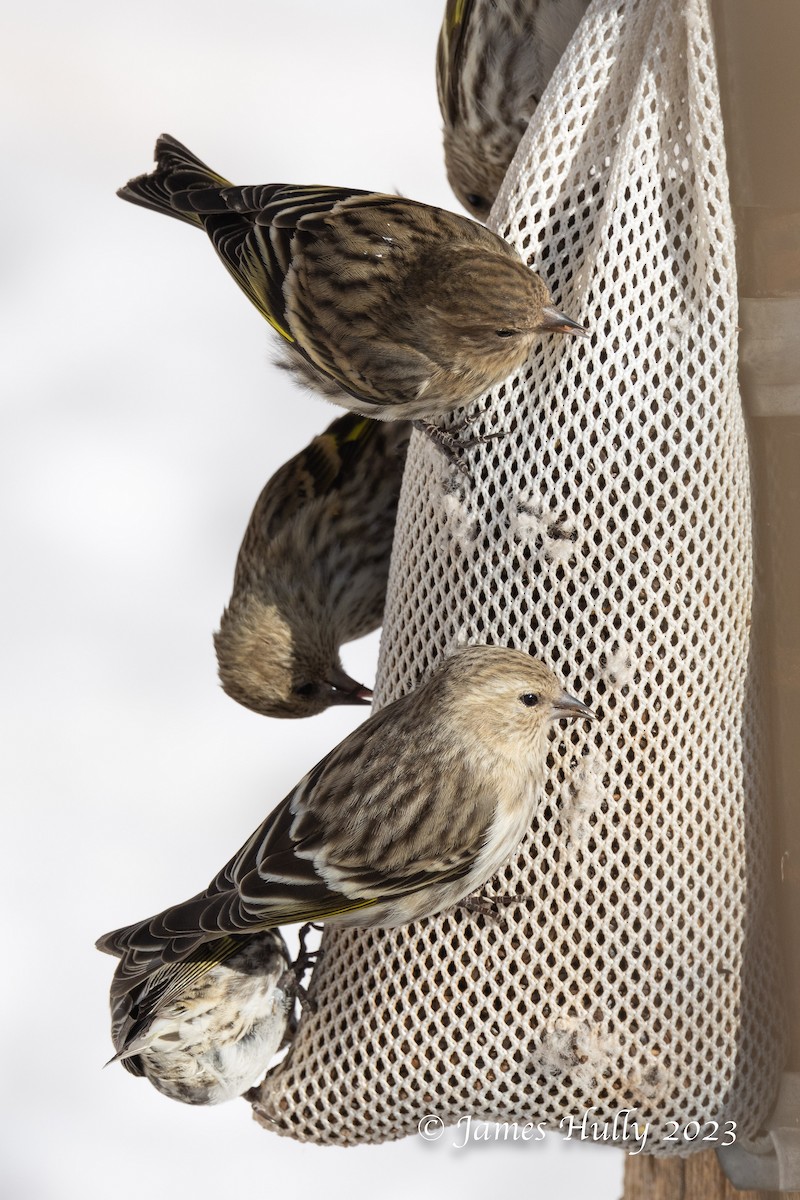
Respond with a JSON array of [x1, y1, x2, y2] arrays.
[[443, 126, 513, 221], [407, 245, 586, 396], [433, 644, 595, 762], [214, 596, 372, 719]]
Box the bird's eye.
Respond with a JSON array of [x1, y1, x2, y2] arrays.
[[496, 329, 516, 338], [519, 693, 540, 707], [293, 682, 317, 698], [466, 193, 488, 212]]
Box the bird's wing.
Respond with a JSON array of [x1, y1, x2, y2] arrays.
[[97, 724, 387, 994], [436, 0, 476, 121], [98, 702, 493, 995], [192, 184, 384, 342], [108, 934, 245, 1058], [201, 206, 295, 340], [230, 184, 379, 228], [119, 138, 385, 346], [117, 135, 292, 333], [243, 413, 379, 541]]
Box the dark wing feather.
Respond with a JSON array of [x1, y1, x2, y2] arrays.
[[97, 741, 379, 995], [110, 935, 244, 1050], [437, 0, 477, 121], [245, 184, 375, 228], [202, 210, 294, 340], [175, 184, 385, 343], [98, 694, 493, 998], [240, 413, 379, 543]]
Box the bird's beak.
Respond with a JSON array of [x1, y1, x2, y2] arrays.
[[326, 666, 373, 707], [537, 306, 589, 337], [551, 691, 596, 723]]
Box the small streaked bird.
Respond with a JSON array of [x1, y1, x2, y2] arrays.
[[117, 134, 585, 441], [97, 646, 595, 1006], [215, 412, 410, 719], [102, 929, 297, 1105], [437, 0, 591, 218]]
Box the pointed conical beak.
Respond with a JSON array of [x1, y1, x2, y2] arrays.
[[537, 306, 589, 337], [551, 691, 596, 723], [326, 666, 373, 707]]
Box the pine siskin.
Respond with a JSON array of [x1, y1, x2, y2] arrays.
[[102, 929, 297, 1105], [97, 646, 595, 1002], [117, 134, 586, 430], [214, 412, 410, 719], [437, 0, 591, 218]]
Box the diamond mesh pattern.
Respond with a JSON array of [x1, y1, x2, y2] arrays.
[[252, 0, 783, 1148]]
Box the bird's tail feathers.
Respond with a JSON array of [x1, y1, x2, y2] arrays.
[[104, 1042, 145, 1068], [117, 133, 231, 227], [95, 924, 131, 957]]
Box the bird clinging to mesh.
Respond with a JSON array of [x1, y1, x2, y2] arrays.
[[103, 929, 299, 1106], [437, 0, 591, 218], [98, 646, 595, 1009], [118, 135, 585, 452], [215, 413, 410, 719]]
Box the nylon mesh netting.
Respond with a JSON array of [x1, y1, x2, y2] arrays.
[[251, 0, 784, 1149]]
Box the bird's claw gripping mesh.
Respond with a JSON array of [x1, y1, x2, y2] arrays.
[[251, 0, 783, 1148]]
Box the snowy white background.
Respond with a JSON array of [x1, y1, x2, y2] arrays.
[[2, 2, 623, 1196]]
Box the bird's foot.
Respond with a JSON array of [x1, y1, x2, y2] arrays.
[[460, 893, 520, 923], [295, 922, 324, 975], [414, 420, 503, 474], [284, 922, 324, 1014], [293, 980, 318, 1016], [279, 964, 318, 1016]]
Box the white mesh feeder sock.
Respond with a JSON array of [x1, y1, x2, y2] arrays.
[[251, 0, 784, 1149]]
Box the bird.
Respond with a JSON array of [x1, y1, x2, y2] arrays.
[[214, 412, 410, 719], [117, 134, 586, 444], [102, 929, 298, 1105], [97, 646, 595, 1006], [437, 0, 591, 218]]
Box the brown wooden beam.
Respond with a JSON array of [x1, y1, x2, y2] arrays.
[[623, 1152, 800, 1200]]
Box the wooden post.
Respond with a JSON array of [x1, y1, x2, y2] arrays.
[[624, 1155, 800, 1200]]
